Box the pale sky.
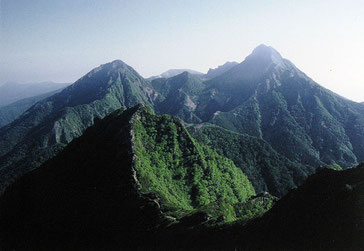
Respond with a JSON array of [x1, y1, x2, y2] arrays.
[[1, 0, 364, 101]]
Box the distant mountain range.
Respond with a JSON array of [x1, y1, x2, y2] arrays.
[[146, 61, 238, 81], [147, 69, 203, 81], [0, 88, 66, 128], [0, 81, 70, 107]]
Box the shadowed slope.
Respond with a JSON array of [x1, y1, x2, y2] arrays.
[[0, 105, 256, 250]]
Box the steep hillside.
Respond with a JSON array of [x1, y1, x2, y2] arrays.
[[0, 60, 157, 192], [190, 125, 313, 197], [148, 44, 364, 198], [133, 107, 254, 210], [0, 105, 256, 250], [191, 44, 364, 170]]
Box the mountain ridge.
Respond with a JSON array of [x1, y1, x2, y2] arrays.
[[0, 60, 156, 192], [0, 45, 363, 250], [0, 105, 257, 249], [1, 44, 364, 198]]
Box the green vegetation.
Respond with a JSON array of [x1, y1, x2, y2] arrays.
[[191, 45, 364, 172], [0, 45, 364, 250], [157, 164, 364, 251], [150, 45, 364, 184], [3, 46, 364, 197], [0, 105, 264, 250], [0, 60, 156, 193], [190, 125, 312, 197], [326, 163, 343, 171], [234, 193, 277, 222], [132, 107, 255, 216]]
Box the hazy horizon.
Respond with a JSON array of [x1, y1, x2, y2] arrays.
[[1, 0, 363, 101]]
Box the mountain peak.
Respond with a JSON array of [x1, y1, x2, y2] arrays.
[[250, 44, 283, 63], [110, 59, 127, 67], [100, 59, 130, 71], [216, 44, 286, 83], [252, 43, 273, 51], [84, 59, 139, 80]]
